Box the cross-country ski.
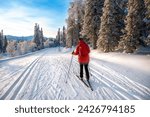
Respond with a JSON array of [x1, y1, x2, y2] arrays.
[[76, 75, 93, 91]]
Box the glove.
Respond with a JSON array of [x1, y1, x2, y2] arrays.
[[72, 51, 74, 54]]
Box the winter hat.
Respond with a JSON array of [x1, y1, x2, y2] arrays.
[[79, 37, 83, 40]]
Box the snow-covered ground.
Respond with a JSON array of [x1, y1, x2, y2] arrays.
[[0, 48, 150, 100]]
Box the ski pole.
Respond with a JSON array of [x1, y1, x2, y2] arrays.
[[65, 54, 74, 83]]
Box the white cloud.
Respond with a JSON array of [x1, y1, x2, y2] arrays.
[[0, 4, 62, 37]]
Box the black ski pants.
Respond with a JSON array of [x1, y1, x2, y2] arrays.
[[80, 63, 89, 80]]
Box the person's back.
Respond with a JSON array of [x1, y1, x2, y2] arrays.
[[73, 39, 90, 63], [72, 38, 90, 80]]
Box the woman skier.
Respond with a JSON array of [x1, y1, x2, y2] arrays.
[[72, 37, 90, 81]]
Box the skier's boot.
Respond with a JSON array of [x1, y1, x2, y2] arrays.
[[86, 76, 89, 81]]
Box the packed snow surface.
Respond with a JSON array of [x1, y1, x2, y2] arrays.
[[0, 48, 150, 100]]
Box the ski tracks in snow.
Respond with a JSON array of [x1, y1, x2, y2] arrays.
[[0, 48, 150, 100], [89, 60, 150, 100], [0, 51, 46, 99]]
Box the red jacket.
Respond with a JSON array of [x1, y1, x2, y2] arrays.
[[73, 40, 90, 64]]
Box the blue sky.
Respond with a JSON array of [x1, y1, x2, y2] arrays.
[[0, 0, 71, 37]]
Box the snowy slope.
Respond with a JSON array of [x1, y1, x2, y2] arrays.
[[0, 48, 150, 100]]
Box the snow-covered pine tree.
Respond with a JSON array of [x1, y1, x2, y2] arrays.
[[119, 0, 147, 53], [66, 16, 74, 48], [0, 30, 3, 53], [66, 0, 85, 48], [2, 36, 8, 53], [60, 30, 63, 46], [39, 28, 44, 49], [145, 0, 150, 18], [62, 26, 66, 47], [110, 0, 128, 51], [97, 0, 120, 52], [57, 28, 61, 46], [82, 0, 104, 49], [144, 0, 150, 45], [111, 0, 128, 51], [66, 2, 75, 48], [33, 23, 41, 50], [0, 30, 5, 53], [73, 0, 85, 44]]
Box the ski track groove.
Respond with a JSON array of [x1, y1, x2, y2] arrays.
[[0, 50, 48, 100], [91, 67, 147, 99], [0, 56, 42, 99], [0, 61, 35, 99], [11, 54, 47, 100], [28, 55, 77, 100], [19, 61, 45, 99], [90, 63, 150, 99], [91, 60, 150, 94], [0, 60, 41, 94], [90, 69, 137, 99], [29, 58, 59, 99]]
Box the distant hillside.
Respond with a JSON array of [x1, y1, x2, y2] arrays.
[[6, 35, 33, 41], [6, 35, 52, 41]]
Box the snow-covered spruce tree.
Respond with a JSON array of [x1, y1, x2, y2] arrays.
[[57, 28, 61, 46], [66, 18, 74, 48], [82, 0, 104, 49], [73, 0, 85, 43], [97, 0, 121, 52], [0, 30, 4, 53], [33, 23, 44, 50], [145, 0, 150, 18], [60, 31, 63, 46], [0, 33, 2, 53], [62, 26, 66, 47], [144, 0, 150, 45], [119, 0, 147, 53], [2, 36, 8, 53], [112, 0, 128, 51], [33, 23, 40, 50], [66, 2, 75, 48], [66, 0, 85, 48], [39, 28, 44, 49]]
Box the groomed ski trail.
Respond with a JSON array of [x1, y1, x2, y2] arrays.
[[0, 48, 150, 100]]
